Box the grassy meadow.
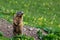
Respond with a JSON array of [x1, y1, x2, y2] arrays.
[[0, 0, 60, 40], [0, 0, 60, 27], [0, 0, 60, 28]]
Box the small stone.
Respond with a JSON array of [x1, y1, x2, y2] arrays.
[[36, 29, 40, 31], [33, 32, 36, 34], [24, 28, 26, 31], [36, 37, 38, 38], [30, 31, 32, 34], [7, 26, 11, 29], [29, 28, 33, 31]]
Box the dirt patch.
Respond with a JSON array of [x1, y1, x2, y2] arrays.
[[0, 18, 40, 40], [0, 18, 47, 40]]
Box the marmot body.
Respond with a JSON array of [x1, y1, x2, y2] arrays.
[[13, 11, 23, 35]]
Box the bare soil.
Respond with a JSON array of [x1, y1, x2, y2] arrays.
[[0, 18, 46, 40]]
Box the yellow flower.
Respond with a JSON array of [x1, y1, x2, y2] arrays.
[[24, 22, 28, 24], [38, 17, 43, 21], [50, 21, 53, 24], [23, 14, 25, 17], [38, 20, 42, 25], [44, 18, 46, 21], [6, 9, 9, 13], [38, 21, 42, 25], [58, 24, 60, 27]]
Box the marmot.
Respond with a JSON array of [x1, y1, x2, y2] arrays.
[[13, 11, 23, 35]]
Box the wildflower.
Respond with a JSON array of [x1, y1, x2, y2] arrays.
[[23, 14, 25, 17], [24, 22, 28, 25], [38, 17, 43, 21], [6, 9, 9, 13], [50, 21, 53, 24], [38, 21, 42, 25], [44, 18, 46, 21], [58, 24, 60, 27]]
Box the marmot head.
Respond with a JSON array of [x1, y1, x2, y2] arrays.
[[16, 11, 24, 17]]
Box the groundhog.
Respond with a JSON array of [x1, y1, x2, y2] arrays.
[[13, 11, 23, 35]]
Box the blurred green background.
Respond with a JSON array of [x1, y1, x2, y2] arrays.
[[0, 0, 60, 40], [0, 0, 60, 28]]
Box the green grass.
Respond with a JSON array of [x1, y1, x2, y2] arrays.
[[11, 35, 34, 40], [37, 29, 60, 40], [0, 31, 34, 40], [0, 0, 60, 27], [0, 0, 60, 40], [0, 36, 10, 40], [42, 34, 60, 40], [0, 31, 10, 40]]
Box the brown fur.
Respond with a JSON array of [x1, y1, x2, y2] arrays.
[[13, 12, 23, 35]]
